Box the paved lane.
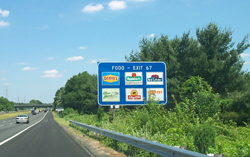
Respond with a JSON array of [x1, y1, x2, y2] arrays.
[[0, 111, 46, 143], [0, 111, 92, 157]]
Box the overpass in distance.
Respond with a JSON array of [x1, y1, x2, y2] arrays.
[[14, 104, 53, 109]]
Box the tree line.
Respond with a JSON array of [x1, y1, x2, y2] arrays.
[[53, 22, 250, 124], [53, 72, 98, 114], [0, 97, 14, 111], [0, 98, 44, 112]]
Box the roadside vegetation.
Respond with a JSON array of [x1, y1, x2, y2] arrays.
[[0, 96, 15, 112], [52, 111, 69, 127], [0, 97, 44, 113], [53, 22, 250, 156], [0, 111, 31, 120]]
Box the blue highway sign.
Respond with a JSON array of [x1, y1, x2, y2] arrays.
[[97, 62, 167, 106]]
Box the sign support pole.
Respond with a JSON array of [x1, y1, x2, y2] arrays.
[[112, 105, 115, 121]]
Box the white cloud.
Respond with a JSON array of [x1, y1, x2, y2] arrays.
[[65, 56, 84, 61], [147, 33, 155, 37], [0, 20, 9, 27], [245, 61, 250, 64], [79, 46, 87, 50], [42, 69, 62, 79], [241, 53, 250, 57], [47, 57, 55, 60], [22, 67, 38, 71], [43, 69, 58, 74], [0, 9, 10, 17], [82, 3, 104, 13], [42, 74, 63, 79], [3, 83, 11, 86], [90, 58, 107, 63], [109, 1, 127, 10], [90, 60, 99, 64], [1, 78, 6, 80], [0, 70, 6, 73]]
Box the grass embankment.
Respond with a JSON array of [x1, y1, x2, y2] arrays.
[[0, 111, 31, 120], [52, 111, 69, 126], [64, 107, 250, 157]]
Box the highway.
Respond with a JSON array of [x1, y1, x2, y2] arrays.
[[0, 111, 92, 157]]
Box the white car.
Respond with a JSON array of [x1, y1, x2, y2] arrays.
[[16, 114, 29, 124]]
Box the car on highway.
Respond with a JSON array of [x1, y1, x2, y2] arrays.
[[31, 110, 36, 115], [16, 114, 29, 124]]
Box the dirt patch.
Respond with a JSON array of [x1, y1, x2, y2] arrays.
[[62, 125, 127, 157]]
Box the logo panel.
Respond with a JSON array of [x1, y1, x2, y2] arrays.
[[126, 88, 143, 101], [102, 72, 120, 85], [102, 88, 120, 102], [146, 72, 163, 85], [125, 72, 142, 85], [147, 88, 164, 101]]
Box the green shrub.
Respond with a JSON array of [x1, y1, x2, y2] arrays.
[[97, 106, 104, 121], [219, 112, 250, 126], [193, 122, 216, 154], [219, 112, 239, 123], [61, 108, 77, 117]]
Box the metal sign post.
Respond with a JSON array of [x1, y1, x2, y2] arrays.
[[110, 105, 119, 120]]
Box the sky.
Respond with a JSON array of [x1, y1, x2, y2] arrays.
[[0, 0, 250, 104]]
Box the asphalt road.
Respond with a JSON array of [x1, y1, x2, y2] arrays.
[[0, 111, 92, 157], [0, 111, 45, 143]]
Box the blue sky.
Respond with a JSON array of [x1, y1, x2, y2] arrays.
[[0, 0, 250, 104]]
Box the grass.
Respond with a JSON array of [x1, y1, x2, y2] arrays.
[[52, 111, 69, 126], [0, 111, 31, 120]]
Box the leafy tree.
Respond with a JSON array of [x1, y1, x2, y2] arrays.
[[125, 22, 250, 109], [53, 87, 65, 109], [195, 23, 250, 95], [0, 97, 14, 111], [61, 71, 98, 114], [177, 76, 221, 122], [29, 99, 42, 104]]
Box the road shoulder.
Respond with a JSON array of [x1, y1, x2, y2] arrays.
[[52, 112, 126, 157]]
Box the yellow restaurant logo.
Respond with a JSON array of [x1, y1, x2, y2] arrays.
[[131, 89, 138, 96], [103, 75, 119, 83]]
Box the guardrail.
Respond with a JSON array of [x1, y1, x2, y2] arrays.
[[70, 120, 209, 157]]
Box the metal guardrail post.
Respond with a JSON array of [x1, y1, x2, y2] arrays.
[[69, 120, 209, 157]]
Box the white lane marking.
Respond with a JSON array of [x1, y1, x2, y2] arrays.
[[0, 112, 48, 146], [0, 125, 3, 127]]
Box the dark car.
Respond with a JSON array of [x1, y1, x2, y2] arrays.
[[31, 110, 36, 115], [44, 109, 47, 112]]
